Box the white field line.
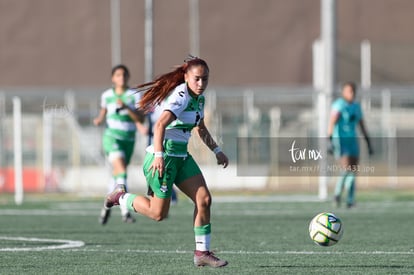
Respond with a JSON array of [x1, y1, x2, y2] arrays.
[[0, 236, 85, 252], [0, 208, 411, 217], [1, 236, 412, 255], [3, 199, 414, 217], [0, 209, 99, 216], [0, 209, 309, 216], [65, 248, 414, 255]]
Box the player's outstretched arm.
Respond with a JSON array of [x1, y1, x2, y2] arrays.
[[93, 108, 107, 126], [116, 98, 145, 123], [196, 119, 228, 168], [327, 111, 339, 137], [149, 110, 176, 177], [359, 119, 373, 155], [127, 107, 146, 123], [135, 121, 149, 135]]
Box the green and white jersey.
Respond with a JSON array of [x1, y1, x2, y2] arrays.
[[100, 88, 141, 141], [147, 83, 205, 157]]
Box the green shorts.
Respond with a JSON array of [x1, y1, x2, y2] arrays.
[[143, 152, 202, 199], [102, 134, 135, 165]]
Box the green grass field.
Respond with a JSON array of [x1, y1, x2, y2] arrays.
[[1, 191, 414, 274]]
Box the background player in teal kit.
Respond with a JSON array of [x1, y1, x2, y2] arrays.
[[104, 56, 229, 268], [328, 82, 373, 208], [94, 65, 144, 224]]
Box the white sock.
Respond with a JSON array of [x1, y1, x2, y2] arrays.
[[116, 177, 127, 186], [195, 234, 211, 251], [120, 203, 129, 216], [107, 178, 116, 194], [119, 193, 130, 212]]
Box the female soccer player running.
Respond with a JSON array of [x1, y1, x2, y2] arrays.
[[328, 82, 373, 208], [94, 65, 144, 224], [104, 56, 229, 268]]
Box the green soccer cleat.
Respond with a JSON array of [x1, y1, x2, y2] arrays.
[[194, 251, 228, 268]]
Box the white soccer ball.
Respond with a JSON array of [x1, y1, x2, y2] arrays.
[[309, 212, 343, 246]]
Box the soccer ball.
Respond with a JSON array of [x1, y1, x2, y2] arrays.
[[309, 212, 343, 246]]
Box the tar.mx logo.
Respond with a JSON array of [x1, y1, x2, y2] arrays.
[[289, 140, 323, 163], [42, 97, 73, 118]]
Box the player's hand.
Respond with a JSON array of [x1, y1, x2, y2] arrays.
[[93, 117, 102, 126], [116, 98, 126, 113], [327, 136, 334, 155], [216, 152, 229, 168], [365, 137, 374, 156], [116, 98, 125, 107], [149, 156, 164, 177], [368, 145, 374, 156]]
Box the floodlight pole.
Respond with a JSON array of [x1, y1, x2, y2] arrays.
[[110, 0, 122, 66], [361, 40, 372, 111], [318, 0, 336, 200], [189, 0, 200, 56], [145, 0, 153, 82], [13, 97, 23, 205], [0, 92, 5, 184], [361, 40, 371, 89], [43, 109, 52, 191]]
